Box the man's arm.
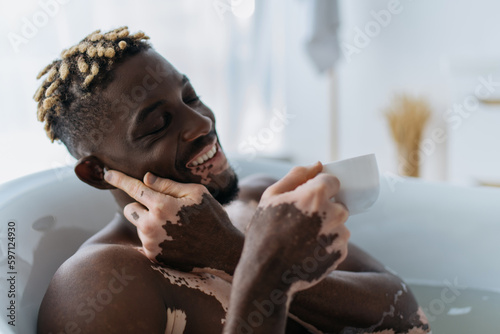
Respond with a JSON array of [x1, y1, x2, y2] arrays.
[[218, 234, 430, 333], [225, 163, 351, 334], [289, 244, 430, 333], [236, 175, 430, 333], [223, 253, 292, 333]]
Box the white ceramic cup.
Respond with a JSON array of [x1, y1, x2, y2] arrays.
[[322, 154, 380, 215]]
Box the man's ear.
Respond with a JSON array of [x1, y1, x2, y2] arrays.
[[74, 156, 115, 190]]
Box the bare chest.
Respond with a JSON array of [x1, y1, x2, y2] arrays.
[[151, 264, 231, 334]]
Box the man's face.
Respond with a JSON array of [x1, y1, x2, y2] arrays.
[[92, 48, 238, 204]]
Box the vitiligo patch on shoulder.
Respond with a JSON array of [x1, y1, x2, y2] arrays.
[[151, 264, 230, 324], [165, 308, 187, 334]]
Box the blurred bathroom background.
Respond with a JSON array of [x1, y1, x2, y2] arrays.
[[2, 0, 500, 186]]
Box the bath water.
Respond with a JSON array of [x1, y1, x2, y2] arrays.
[[409, 284, 500, 333]]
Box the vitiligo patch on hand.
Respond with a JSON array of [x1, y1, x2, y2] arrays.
[[144, 191, 206, 256]]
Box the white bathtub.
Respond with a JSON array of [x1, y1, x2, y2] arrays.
[[1, 157, 499, 333]]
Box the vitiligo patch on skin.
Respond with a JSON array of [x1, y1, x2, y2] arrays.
[[142, 188, 206, 257], [249, 202, 346, 312], [393, 290, 404, 304], [153, 192, 235, 273], [191, 267, 233, 283], [165, 308, 187, 334], [188, 143, 230, 185], [151, 264, 230, 323], [416, 307, 429, 327], [261, 178, 350, 256], [250, 174, 350, 299], [352, 307, 431, 334], [190, 164, 215, 185]]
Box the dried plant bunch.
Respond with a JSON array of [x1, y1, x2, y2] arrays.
[[384, 94, 431, 176], [385, 94, 431, 151]]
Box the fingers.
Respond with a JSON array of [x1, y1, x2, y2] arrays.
[[264, 162, 323, 198], [104, 170, 163, 208], [326, 223, 350, 260], [123, 202, 148, 226], [300, 173, 341, 201], [328, 202, 349, 225], [143, 172, 207, 199]]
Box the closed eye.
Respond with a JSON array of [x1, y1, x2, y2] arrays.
[[145, 113, 171, 137]]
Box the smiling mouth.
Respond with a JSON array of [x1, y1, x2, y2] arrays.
[[186, 141, 218, 168]]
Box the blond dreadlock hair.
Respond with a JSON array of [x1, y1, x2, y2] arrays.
[[33, 26, 150, 155]]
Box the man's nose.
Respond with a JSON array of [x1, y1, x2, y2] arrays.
[[180, 108, 213, 142]]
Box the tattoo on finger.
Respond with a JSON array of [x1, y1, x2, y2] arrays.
[[131, 212, 140, 221]]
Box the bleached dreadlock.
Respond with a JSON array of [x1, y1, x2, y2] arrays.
[[33, 26, 150, 156]]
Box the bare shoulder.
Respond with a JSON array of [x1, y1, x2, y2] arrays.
[[37, 243, 168, 334], [37, 241, 235, 334]]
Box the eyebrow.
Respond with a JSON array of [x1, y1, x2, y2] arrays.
[[134, 75, 191, 127]]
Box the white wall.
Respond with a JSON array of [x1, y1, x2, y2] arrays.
[[337, 0, 500, 182], [282, 0, 332, 165]]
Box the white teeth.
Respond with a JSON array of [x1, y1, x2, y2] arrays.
[[207, 149, 215, 159], [190, 144, 218, 167]]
